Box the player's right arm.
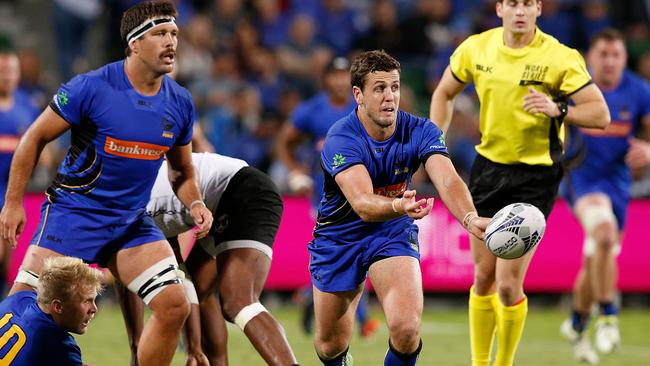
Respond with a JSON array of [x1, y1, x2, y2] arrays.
[[429, 66, 468, 134], [276, 121, 314, 194], [0, 107, 71, 248], [334, 165, 433, 222]]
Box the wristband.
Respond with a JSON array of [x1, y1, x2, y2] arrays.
[[391, 198, 402, 213], [462, 211, 478, 229], [556, 101, 568, 120], [189, 200, 206, 210]]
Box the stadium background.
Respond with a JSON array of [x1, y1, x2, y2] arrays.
[[0, 0, 649, 364]]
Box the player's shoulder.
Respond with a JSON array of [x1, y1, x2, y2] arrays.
[[294, 92, 328, 116], [164, 75, 193, 101], [327, 110, 359, 137], [0, 290, 36, 313], [622, 70, 650, 90]]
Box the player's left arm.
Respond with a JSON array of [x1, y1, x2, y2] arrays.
[[424, 154, 488, 239], [523, 84, 610, 129], [165, 144, 213, 239]]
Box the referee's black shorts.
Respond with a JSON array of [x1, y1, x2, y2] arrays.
[[469, 154, 563, 219]]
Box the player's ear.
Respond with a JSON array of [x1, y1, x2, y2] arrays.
[[352, 86, 363, 106], [52, 299, 64, 314]]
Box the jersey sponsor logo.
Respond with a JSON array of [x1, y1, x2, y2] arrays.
[[332, 153, 346, 168], [104, 136, 169, 160], [475, 64, 493, 73], [373, 181, 406, 198], [520, 64, 549, 85], [580, 121, 632, 137], [0, 135, 20, 153]]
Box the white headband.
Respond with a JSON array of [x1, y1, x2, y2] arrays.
[[126, 16, 176, 44]]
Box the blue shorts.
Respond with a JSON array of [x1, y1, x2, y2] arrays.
[[308, 225, 420, 292], [561, 175, 629, 230], [31, 202, 166, 267]]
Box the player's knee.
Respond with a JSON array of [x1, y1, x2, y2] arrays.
[[229, 302, 267, 331], [387, 318, 420, 350], [221, 295, 258, 322], [592, 221, 617, 247], [314, 338, 348, 360], [156, 289, 191, 324]]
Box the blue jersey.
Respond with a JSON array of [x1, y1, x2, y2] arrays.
[[0, 291, 82, 366], [313, 109, 449, 243], [0, 91, 38, 207], [565, 71, 650, 195], [48, 60, 195, 210], [291, 92, 356, 208]]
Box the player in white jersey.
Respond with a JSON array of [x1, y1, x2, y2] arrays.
[[119, 152, 298, 366]]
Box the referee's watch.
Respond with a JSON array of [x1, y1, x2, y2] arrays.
[[556, 101, 568, 121]]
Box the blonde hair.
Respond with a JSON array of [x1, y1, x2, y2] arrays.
[[37, 257, 104, 305]]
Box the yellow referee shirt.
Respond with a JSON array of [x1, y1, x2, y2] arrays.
[[450, 27, 592, 166]]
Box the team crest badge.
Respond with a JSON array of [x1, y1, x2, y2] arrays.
[[161, 116, 175, 139]]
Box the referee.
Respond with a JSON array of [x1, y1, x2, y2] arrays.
[[430, 1, 610, 365]]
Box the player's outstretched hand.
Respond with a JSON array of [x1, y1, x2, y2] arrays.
[[399, 190, 434, 220], [467, 216, 490, 240], [523, 87, 560, 117], [0, 203, 26, 248], [190, 202, 213, 239]]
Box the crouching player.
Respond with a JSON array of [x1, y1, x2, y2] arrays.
[[119, 152, 298, 366]]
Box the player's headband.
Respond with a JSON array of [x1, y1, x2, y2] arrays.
[[126, 16, 176, 44]]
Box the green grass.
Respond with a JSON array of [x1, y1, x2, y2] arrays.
[[76, 303, 650, 365]]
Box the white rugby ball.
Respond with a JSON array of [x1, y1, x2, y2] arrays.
[[484, 203, 546, 259]]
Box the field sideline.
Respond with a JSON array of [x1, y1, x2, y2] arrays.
[[76, 301, 650, 365]]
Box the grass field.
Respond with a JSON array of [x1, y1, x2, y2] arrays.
[[76, 300, 650, 365]]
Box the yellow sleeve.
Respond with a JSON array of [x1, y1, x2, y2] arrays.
[[558, 48, 592, 96], [449, 36, 475, 84]]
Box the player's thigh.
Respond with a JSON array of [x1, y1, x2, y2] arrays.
[[313, 284, 362, 341], [108, 240, 187, 311], [217, 248, 271, 299], [368, 256, 423, 326], [574, 192, 618, 238], [18, 245, 65, 273], [185, 243, 218, 300]]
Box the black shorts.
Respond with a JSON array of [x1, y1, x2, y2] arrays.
[[211, 167, 283, 247], [469, 154, 563, 218]]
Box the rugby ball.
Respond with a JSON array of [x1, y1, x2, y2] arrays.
[[484, 203, 546, 259]]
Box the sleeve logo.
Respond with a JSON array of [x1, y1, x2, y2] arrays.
[[57, 91, 69, 107], [332, 153, 346, 168]]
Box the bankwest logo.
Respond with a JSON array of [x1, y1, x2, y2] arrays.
[[373, 181, 407, 198], [104, 136, 169, 160]]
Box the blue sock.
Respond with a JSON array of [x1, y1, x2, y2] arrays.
[[571, 310, 590, 333], [384, 339, 422, 366], [318, 348, 351, 366], [356, 291, 369, 325], [599, 302, 618, 316]]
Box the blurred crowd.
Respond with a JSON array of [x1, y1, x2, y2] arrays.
[[2, 0, 650, 197]]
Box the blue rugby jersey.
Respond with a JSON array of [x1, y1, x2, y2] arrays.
[[566, 71, 650, 194], [291, 92, 356, 208], [0, 91, 38, 207], [0, 291, 82, 365], [313, 109, 449, 243], [47, 60, 195, 210]]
